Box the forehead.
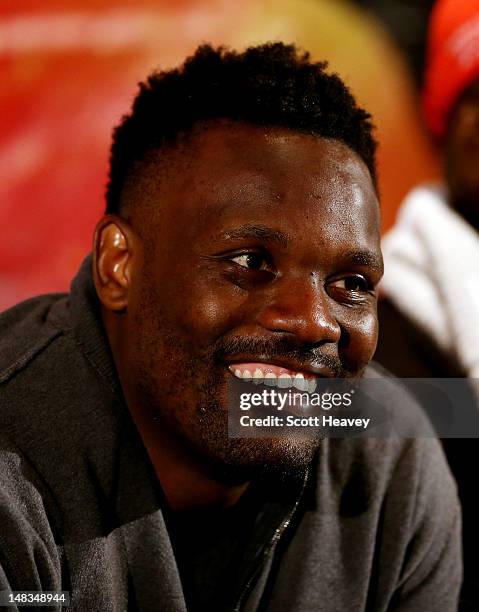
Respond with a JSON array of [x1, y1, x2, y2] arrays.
[[165, 121, 375, 197], [130, 121, 380, 256]]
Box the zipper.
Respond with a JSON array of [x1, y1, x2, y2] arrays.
[[232, 468, 310, 612]]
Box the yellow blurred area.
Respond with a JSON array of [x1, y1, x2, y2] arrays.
[[151, 0, 441, 231], [0, 0, 439, 307]]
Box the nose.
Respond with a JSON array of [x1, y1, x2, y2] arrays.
[[254, 274, 341, 345]]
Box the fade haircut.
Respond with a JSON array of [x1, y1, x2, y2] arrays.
[[106, 42, 377, 214]]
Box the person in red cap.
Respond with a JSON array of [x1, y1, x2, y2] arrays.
[[425, 0, 479, 231], [377, 0, 479, 379], [375, 1, 479, 609]]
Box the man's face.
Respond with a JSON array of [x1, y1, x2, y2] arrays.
[[120, 122, 382, 481], [446, 79, 479, 230]]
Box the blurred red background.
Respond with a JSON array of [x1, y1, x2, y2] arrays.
[[0, 0, 441, 310]]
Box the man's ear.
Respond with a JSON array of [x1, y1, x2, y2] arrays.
[[93, 215, 136, 312]]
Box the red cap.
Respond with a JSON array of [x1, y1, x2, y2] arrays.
[[423, 0, 479, 141]]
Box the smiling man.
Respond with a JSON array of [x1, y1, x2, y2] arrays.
[[0, 44, 461, 611]]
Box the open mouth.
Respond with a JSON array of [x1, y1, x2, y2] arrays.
[[227, 362, 317, 393]]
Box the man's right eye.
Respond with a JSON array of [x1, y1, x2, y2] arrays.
[[229, 252, 271, 271]]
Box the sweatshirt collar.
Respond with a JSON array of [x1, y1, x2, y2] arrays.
[[69, 253, 124, 398]]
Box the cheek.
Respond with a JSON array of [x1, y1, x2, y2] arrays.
[[173, 278, 249, 342], [340, 309, 378, 370]]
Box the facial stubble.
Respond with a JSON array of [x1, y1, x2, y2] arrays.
[[131, 285, 320, 485]]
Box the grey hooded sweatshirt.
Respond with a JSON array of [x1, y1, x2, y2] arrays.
[[0, 257, 462, 611]]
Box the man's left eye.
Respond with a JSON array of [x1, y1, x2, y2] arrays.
[[330, 275, 370, 293], [230, 253, 271, 271]]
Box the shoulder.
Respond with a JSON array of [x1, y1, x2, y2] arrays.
[[0, 290, 119, 489], [319, 430, 458, 515], [0, 291, 82, 442], [0, 440, 63, 591], [0, 292, 69, 385], [0, 440, 57, 537], [315, 365, 460, 540], [312, 417, 461, 607]]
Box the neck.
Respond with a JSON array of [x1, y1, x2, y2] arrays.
[[129, 404, 249, 511], [102, 309, 249, 511]]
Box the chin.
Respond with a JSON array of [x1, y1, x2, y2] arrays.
[[198, 433, 321, 485]]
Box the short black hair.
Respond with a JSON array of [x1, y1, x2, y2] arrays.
[[106, 42, 377, 214]]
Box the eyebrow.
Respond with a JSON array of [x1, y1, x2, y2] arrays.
[[344, 250, 384, 273], [219, 224, 289, 247]]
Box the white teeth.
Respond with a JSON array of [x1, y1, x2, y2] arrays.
[[278, 373, 292, 388], [293, 373, 308, 391], [253, 368, 264, 384], [264, 372, 277, 386], [231, 365, 313, 390]]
